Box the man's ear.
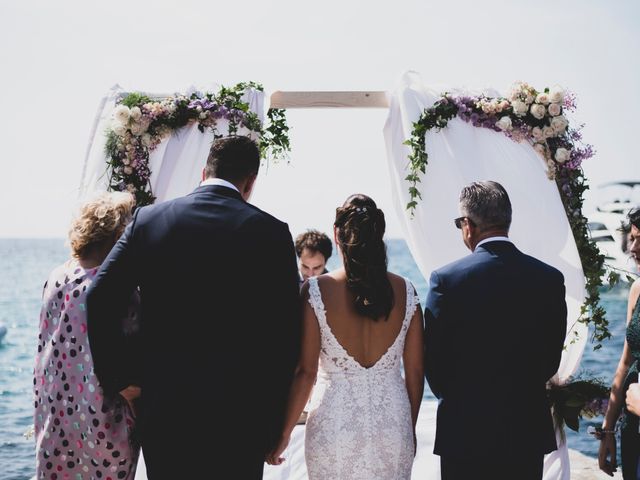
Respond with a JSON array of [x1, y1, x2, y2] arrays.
[[243, 173, 258, 199], [201, 168, 206, 182]]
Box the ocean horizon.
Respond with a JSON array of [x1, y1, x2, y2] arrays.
[[0, 238, 630, 479]]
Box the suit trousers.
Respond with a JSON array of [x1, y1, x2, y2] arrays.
[[440, 454, 544, 480]]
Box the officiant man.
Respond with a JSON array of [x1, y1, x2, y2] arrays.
[[295, 229, 333, 283], [424, 181, 567, 480]]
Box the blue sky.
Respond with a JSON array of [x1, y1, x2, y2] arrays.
[[1, 0, 638, 238]]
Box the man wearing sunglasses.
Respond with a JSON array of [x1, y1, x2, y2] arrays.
[[424, 180, 567, 480]]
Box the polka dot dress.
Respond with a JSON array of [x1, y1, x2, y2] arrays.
[[34, 260, 139, 480]]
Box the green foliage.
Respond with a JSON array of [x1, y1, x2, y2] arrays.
[[403, 96, 459, 215], [404, 90, 613, 347], [547, 377, 610, 435], [120, 92, 152, 108], [104, 83, 291, 207]]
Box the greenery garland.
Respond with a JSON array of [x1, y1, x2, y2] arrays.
[[403, 82, 612, 348], [104, 82, 290, 206], [547, 376, 610, 439]]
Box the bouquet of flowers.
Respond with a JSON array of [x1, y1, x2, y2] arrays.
[[547, 376, 609, 434]]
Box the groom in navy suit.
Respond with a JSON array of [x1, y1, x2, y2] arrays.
[[87, 136, 301, 479], [424, 181, 567, 480]]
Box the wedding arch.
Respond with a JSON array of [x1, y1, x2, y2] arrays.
[[79, 73, 609, 480]]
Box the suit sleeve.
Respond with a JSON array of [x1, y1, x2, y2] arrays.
[[86, 209, 141, 397], [256, 221, 302, 450], [424, 270, 448, 399], [542, 271, 567, 382]]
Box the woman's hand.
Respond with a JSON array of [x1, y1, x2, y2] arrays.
[[627, 383, 640, 416], [118, 385, 141, 417], [598, 433, 618, 477], [265, 435, 290, 466]]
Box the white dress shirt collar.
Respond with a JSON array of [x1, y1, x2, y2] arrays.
[[200, 177, 240, 194], [475, 236, 511, 251]]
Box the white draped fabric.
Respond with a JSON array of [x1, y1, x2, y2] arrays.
[[382, 72, 588, 480], [80, 79, 588, 480], [79, 86, 265, 203], [263, 400, 441, 480]]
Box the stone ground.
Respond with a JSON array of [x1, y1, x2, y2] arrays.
[[569, 449, 622, 479]]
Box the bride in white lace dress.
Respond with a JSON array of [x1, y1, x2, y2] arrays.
[[266, 194, 424, 479]]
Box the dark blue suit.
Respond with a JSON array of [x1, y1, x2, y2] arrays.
[[87, 185, 301, 479], [424, 240, 567, 479]]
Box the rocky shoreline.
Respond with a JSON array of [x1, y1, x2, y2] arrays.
[[569, 449, 622, 479]]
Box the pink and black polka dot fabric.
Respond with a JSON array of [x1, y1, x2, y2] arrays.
[[34, 260, 139, 479]]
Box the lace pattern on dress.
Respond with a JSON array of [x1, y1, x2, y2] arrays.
[[304, 276, 419, 479]]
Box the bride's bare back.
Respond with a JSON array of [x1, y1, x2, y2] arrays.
[[316, 270, 409, 368]]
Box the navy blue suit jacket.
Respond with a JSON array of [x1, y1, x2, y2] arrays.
[[424, 240, 567, 460], [86, 185, 301, 476]]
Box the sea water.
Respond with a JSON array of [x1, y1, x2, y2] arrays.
[[0, 239, 630, 479]]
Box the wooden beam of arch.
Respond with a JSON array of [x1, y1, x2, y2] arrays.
[[269, 91, 389, 109]]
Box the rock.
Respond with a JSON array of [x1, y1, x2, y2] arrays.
[[569, 449, 622, 479]]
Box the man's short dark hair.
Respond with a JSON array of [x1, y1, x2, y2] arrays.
[[459, 180, 512, 232], [204, 136, 260, 182], [295, 230, 333, 261]]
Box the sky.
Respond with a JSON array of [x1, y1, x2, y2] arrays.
[[1, 0, 638, 239]]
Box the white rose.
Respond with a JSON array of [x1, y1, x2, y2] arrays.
[[555, 147, 571, 163], [548, 103, 562, 116], [113, 105, 131, 124], [531, 127, 544, 140], [512, 100, 528, 116], [525, 94, 535, 105], [112, 123, 126, 136], [141, 133, 153, 147], [124, 166, 133, 175], [549, 86, 565, 104], [551, 115, 569, 133], [530, 104, 546, 120], [496, 116, 512, 131], [122, 157, 130, 166], [129, 123, 145, 135], [536, 93, 550, 105], [130, 106, 142, 121], [543, 126, 556, 138]]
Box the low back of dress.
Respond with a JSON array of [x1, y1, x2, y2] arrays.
[[304, 276, 418, 480]]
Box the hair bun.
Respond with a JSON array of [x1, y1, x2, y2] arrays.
[[334, 194, 393, 320]]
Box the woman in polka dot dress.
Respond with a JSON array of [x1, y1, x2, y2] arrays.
[[34, 192, 140, 480]]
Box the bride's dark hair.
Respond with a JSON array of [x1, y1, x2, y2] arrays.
[[334, 194, 394, 321]]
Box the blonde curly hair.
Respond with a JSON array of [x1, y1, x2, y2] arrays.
[[69, 191, 135, 258]]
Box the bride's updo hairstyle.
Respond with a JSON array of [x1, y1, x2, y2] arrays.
[[334, 194, 394, 321]]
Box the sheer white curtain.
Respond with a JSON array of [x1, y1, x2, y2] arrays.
[[383, 72, 588, 480], [79, 86, 265, 203]]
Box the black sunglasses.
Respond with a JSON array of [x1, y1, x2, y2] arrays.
[[454, 216, 475, 229]]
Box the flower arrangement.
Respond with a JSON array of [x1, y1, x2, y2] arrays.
[[104, 82, 290, 206], [547, 376, 610, 437], [404, 82, 611, 347]]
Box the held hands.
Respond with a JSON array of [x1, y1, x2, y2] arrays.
[[627, 383, 640, 416], [598, 433, 618, 477], [265, 434, 290, 466]]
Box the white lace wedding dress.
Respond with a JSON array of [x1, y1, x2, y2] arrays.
[[304, 276, 419, 480]]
